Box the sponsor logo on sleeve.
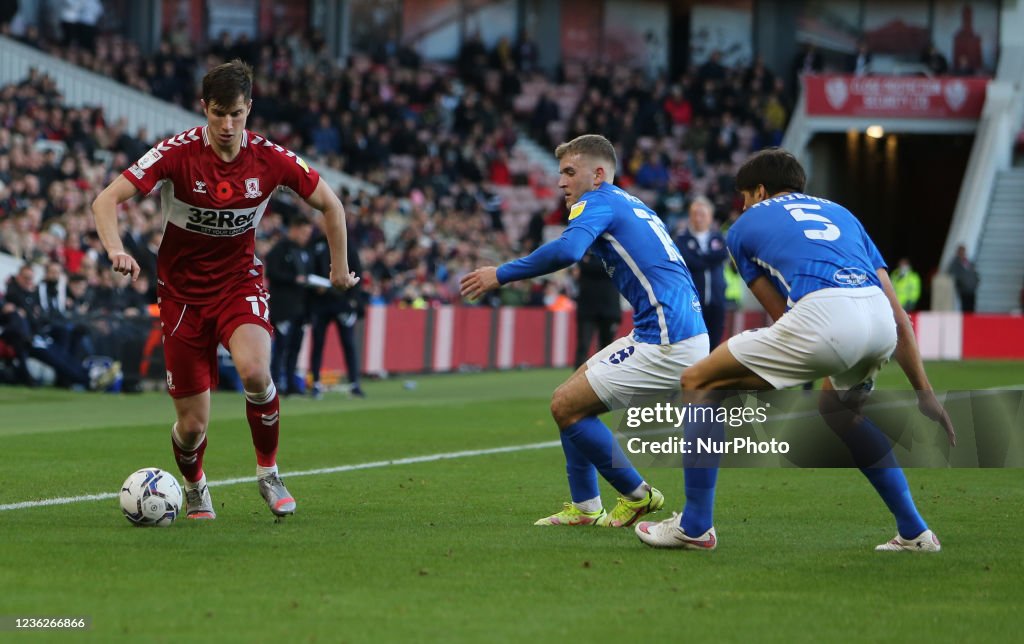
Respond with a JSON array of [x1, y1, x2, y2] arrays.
[[128, 164, 145, 179], [691, 294, 703, 312], [569, 200, 587, 220], [136, 148, 163, 170], [295, 155, 310, 174]]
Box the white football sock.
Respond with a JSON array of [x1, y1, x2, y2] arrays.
[[573, 496, 603, 513], [256, 464, 279, 479], [183, 472, 206, 491], [627, 482, 649, 501], [245, 382, 277, 405]]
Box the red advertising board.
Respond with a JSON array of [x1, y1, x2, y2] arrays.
[[803, 75, 988, 118]]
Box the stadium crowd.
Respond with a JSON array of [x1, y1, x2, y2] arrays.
[[1, 24, 794, 387]]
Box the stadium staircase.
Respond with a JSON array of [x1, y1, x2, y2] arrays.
[[975, 168, 1024, 312], [940, 45, 1024, 311], [0, 35, 376, 196]]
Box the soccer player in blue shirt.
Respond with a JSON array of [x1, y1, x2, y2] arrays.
[[636, 148, 955, 551], [461, 134, 711, 528]]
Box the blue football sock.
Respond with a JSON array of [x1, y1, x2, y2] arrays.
[[561, 416, 643, 496], [680, 406, 723, 535], [560, 430, 599, 504], [838, 415, 928, 539]]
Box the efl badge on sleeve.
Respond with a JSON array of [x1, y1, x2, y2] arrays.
[[569, 200, 587, 220]]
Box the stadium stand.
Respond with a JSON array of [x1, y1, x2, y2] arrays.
[[1, 21, 797, 387]]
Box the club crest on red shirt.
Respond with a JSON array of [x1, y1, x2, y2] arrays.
[[244, 177, 262, 199]]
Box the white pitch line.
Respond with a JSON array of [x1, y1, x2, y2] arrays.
[[0, 440, 561, 512], [5, 385, 1021, 513]]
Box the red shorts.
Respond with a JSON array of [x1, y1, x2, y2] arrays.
[[159, 282, 273, 398]]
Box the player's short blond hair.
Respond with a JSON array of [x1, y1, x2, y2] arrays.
[[554, 134, 617, 171]]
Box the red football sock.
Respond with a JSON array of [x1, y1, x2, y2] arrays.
[[246, 387, 280, 468], [171, 432, 207, 484]]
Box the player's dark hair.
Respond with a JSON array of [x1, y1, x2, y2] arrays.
[[555, 134, 617, 173], [202, 59, 253, 108], [735, 148, 806, 195]]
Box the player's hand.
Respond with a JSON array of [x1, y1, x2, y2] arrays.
[[330, 269, 360, 291], [108, 250, 140, 281], [460, 267, 500, 301], [916, 389, 956, 446]]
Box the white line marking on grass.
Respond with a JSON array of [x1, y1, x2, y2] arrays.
[[6, 385, 1021, 512], [0, 440, 561, 512]]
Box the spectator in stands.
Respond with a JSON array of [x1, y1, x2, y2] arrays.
[[4, 264, 114, 389], [952, 53, 978, 77], [892, 258, 922, 312], [848, 40, 873, 76], [675, 196, 728, 347], [635, 151, 670, 191], [5, 22, 794, 316], [38, 259, 91, 358], [921, 43, 949, 76], [0, 0, 18, 30], [265, 214, 314, 395], [791, 43, 823, 91], [1, 287, 36, 386], [59, 0, 81, 48], [79, 0, 103, 50], [311, 113, 341, 157], [532, 88, 565, 142], [953, 4, 984, 73], [663, 84, 692, 134], [514, 28, 538, 73], [948, 244, 980, 313], [698, 51, 728, 83], [573, 251, 621, 369]]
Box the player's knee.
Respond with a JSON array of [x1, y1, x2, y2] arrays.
[[176, 416, 207, 440], [237, 365, 271, 392], [550, 388, 578, 429], [817, 392, 854, 433]]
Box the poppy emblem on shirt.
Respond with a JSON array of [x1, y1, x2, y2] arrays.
[[215, 181, 233, 199], [244, 178, 262, 199]]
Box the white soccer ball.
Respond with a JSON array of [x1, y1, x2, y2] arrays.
[[119, 468, 183, 527]]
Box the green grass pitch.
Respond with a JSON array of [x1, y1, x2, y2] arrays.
[[1, 361, 1022, 642]]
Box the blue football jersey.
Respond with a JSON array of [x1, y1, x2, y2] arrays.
[[726, 192, 887, 306], [567, 183, 706, 344]]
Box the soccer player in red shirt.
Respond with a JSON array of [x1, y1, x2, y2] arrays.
[[92, 60, 359, 519]]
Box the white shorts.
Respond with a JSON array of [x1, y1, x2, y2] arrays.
[[727, 287, 897, 392], [585, 333, 710, 409]]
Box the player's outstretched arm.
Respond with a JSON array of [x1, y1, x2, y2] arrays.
[[304, 177, 359, 291], [877, 268, 956, 445], [460, 226, 596, 301], [91, 175, 141, 281]]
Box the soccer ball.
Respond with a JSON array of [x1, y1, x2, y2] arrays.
[[119, 468, 183, 527]]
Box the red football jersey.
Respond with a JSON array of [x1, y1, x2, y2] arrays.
[[122, 127, 320, 305]]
